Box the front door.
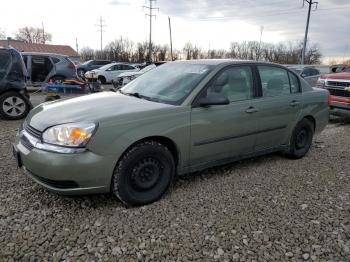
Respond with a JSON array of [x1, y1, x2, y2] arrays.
[[190, 65, 258, 169], [250, 65, 302, 151]]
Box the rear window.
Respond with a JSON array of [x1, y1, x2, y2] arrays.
[[52, 57, 60, 64], [0, 51, 11, 80]]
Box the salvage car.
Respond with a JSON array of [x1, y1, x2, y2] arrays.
[[317, 68, 350, 118], [84, 62, 139, 84], [114, 64, 156, 87], [76, 60, 112, 78], [0, 47, 32, 120], [22, 52, 78, 85], [13, 60, 329, 206]]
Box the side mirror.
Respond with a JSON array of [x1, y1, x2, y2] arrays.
[[198, 93, 229, 107]]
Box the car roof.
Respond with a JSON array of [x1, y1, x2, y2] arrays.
[[21, 52, 68, 58], [172, 59, 286, 67]]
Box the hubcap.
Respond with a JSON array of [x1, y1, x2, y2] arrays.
[[296, 128, 308, 149], [131, 158, 162, 191], [2, 96, 26, 117]]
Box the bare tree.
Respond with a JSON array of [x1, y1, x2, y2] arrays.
[[79, 47, 95, 61], [0, 28, 5, 40], [15, 27, 52, 44]]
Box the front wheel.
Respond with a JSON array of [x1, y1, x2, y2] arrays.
[[284, 118, 314, 159], [0, 91, 31, 120], [112, 141, 175, 206]]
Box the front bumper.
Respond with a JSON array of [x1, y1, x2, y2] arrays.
[[329, 96, 350, 118], [13, 134, 116, 195]]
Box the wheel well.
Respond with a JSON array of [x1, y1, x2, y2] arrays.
[[304, 115, 316, 130], [123, 136, 179, 165]]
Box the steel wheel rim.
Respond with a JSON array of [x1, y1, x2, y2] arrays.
[[296, 128, 308, 149], [2, 96, 26, 117], [130, 157, 163, 191]]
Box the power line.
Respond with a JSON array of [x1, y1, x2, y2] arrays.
[[96, 16, 106, 53], [144, 0, 159, 62], [301, 0, 318, 65]]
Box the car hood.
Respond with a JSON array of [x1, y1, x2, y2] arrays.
[[26, 92, 173, 131], [321, 72, 350, 80]]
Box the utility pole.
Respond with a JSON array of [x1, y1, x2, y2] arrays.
[[257, 25, 264, 61], [168, 16, 173, 61], [76, 37, 79, 53], [301, 0, 318, 64], [144, 0, 158, 63], [96, 16, 106, 54], [42, 21, 45, 44]]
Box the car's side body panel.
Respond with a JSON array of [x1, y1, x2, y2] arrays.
[[14, 60, 329, 195]]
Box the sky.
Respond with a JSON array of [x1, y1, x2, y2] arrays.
[[0, 0, 349, 62]]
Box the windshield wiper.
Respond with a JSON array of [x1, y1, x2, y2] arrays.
[[119, 89, 156, 102]]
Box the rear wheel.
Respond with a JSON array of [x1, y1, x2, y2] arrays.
[[284, 118, 314, 159], [0, 91, 30, 120], [112, 141, 175, 206]]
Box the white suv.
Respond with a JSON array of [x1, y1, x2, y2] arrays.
[[85, 63, 139, 84]]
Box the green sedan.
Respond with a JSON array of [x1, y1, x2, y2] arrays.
[[13, 60, 329, 206]]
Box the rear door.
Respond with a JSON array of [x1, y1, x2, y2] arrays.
[[249, 65, 302, 151]]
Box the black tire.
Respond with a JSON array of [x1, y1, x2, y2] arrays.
[[112, 141, 175, 206], [77, 69, 85, 79], [0, 91, 30, 120], [284, 118, 314, 159], [98, 76, 106, 84]]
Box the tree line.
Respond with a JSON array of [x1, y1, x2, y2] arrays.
[[1, 26, 323, 64], [81, 37, 322, 65]]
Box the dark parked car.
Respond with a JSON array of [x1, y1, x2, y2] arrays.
[[77, 60, 112, 78], [287, 66, 320, 87], [0, 48, 32, 120], [21, 52, 78, 85]]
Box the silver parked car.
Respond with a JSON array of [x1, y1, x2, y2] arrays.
[[21, 52, 78, 85]]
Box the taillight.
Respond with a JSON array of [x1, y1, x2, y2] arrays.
[[68, 62, 76, 69]]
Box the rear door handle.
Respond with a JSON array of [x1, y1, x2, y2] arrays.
[[245, 107, 259, 114], [290, 100, 300, 107]]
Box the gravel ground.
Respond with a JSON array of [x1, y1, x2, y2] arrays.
[[0, 101, 349, 261]]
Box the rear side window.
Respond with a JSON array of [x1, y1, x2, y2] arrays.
[[258, 66, 290, 97], [288, 72, 300, 93]]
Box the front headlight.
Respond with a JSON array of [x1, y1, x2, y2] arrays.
[[43, 122, 97, 147], [316, 77, 326, 88]]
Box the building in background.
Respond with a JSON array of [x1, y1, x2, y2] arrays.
[[0, 39, 80, 63]]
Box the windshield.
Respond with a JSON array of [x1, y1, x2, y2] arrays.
[[140, 64, 156, 73], [121, 62, 214, 105], [97, 63, 115, 71], [82, 60, 93, 65]]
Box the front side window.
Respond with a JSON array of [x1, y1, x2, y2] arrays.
[[206, 66, 253, 102], [258, 66, 290, 97], [121, 62, 213, 105]]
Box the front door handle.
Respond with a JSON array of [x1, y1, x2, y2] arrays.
[[290, 100, 300, 107], [245, 107, 259, 114]]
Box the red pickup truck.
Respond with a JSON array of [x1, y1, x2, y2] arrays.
[[317, 67, 350, 118]]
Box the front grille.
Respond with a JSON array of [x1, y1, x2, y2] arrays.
[[326, 81, 350, 88], [23, 122, 42, 140], [21, 135, 34, 150], [31, 173, 79, 189], [328, 88, 350, 98]]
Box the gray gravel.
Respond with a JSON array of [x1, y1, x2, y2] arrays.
[[0, 103, 350, 261]]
